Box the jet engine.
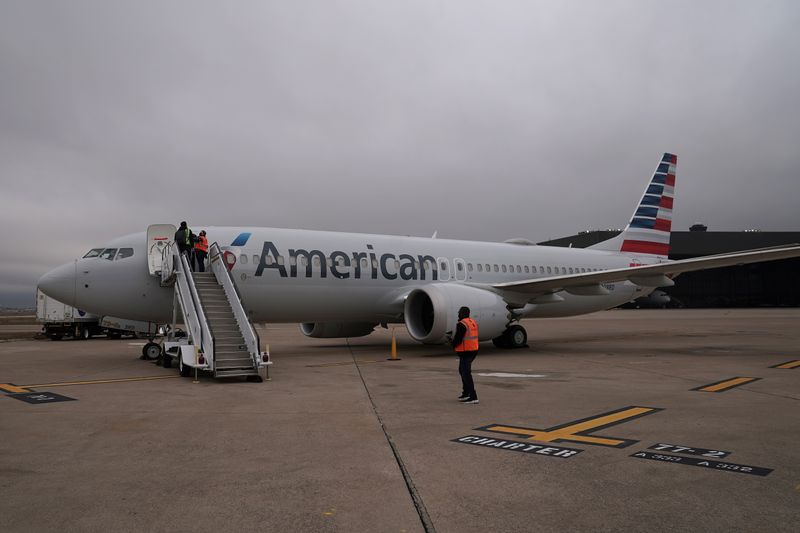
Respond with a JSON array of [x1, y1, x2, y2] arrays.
[[300, 322, 377, 338], [404, 283, 510, 344]]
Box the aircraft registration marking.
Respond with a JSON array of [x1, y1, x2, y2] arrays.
[[691, 377, 761, 393], [476, 406, 662, 448], [770, 359, 800, 369]]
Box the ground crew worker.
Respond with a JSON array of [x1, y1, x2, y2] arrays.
[[451, 306, 479, 404], [194, 230, 208, 272], [174, 221, 197, 269]]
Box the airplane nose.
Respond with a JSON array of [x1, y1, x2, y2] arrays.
[[38, 261, 78, 306]]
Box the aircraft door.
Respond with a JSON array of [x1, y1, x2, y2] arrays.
[[454, 258, 467, 281], [147, 224, 177, 276]]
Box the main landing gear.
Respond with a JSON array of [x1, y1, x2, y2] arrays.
[[492, 324, 528, 349]]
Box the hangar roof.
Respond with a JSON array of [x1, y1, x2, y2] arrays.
[[538, 231, 800, 258]]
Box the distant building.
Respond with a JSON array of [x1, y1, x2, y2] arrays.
[[539, 231, 800, 307]]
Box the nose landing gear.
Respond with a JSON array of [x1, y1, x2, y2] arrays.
[[492, 324, 528, 349]]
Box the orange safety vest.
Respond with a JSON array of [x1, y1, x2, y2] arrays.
[[455, 318, 479, 352], [194, 235, 208, 253]]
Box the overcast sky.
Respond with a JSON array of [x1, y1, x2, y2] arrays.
[[1, 1, 799, 307]]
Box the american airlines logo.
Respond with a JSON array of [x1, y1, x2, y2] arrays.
[[254, 241, 442, 281]]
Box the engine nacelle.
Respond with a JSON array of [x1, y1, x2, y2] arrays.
[[300, 322, 377, 338], [404, 283, 510, 344]]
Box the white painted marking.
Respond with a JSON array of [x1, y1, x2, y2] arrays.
[[476, 372, 546, 378], [128, 342, 147, 346]]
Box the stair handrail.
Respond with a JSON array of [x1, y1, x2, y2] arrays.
[[208, 242, 262, 368], [182, 251, 215, 364], [170, 248, 200, 347], [172, 245, 214, 366]]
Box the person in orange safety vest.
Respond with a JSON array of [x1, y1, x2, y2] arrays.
[[451, 306, 479, 404], [193, 230, 209, 272]]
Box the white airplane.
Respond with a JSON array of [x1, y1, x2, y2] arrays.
[[39, 153, 800, 353]]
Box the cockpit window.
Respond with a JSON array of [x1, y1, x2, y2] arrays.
[[83, 248, 104, 258], [116, 248, 134, 260], [99, 248, 118, 260]]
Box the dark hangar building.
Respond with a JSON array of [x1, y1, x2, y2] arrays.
[[538, 228, 800, 307]]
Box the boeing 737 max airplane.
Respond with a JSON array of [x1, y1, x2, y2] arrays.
[[38, 153, 800, 350]]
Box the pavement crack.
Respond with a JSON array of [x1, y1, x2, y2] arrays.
[[346, 339, 436, 533]]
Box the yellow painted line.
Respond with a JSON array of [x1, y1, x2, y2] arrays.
[[486, 424, 625, 446], [693, 377, 760, 393], [772, 360, 800, 369], [0, 383, 30, 393], [23, 375, 180, 389], [547, 407, 655, 438], [479, 406, 661, 448]]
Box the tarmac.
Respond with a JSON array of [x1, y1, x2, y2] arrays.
[[1, 309, 798, 532], [0, 314, 40, 341]]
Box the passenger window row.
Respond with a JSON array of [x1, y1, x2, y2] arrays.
[[234, 252, 606, 277], [466, 263, 605, 276]]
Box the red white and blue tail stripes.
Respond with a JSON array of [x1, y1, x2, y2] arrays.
[[619, 153, 676, 258]]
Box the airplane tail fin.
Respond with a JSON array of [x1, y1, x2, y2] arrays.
[[590, 153, 676, 259]]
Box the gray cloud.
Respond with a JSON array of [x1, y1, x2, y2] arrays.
[[1, 0, 799, 307]]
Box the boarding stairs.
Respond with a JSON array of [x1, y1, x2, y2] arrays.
[[191, 270, 258, 377], [146, 224, 270, 380]]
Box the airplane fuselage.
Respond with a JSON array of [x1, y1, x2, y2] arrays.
[[43, 226, 651, 325]]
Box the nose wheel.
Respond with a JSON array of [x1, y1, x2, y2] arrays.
[[492, 324, 528, 349]]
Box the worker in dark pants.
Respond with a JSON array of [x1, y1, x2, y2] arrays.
[[451, 306, 479, 404], [174, 221, 197, 270]]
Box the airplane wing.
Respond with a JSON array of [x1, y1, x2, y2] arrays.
[[490, 244, 800, 299]]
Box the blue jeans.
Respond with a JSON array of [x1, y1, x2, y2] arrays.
[[458, 351, 478, 399]]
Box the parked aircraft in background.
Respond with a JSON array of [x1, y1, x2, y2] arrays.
[[38, 154, 800, 349]]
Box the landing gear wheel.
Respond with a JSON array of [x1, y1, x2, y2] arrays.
[[179, 356, 192, 377], [506, 325, 528, 349], [81, 327, 92, 340], [492, 325, 528, 349], [142, 342, 162, 360]]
